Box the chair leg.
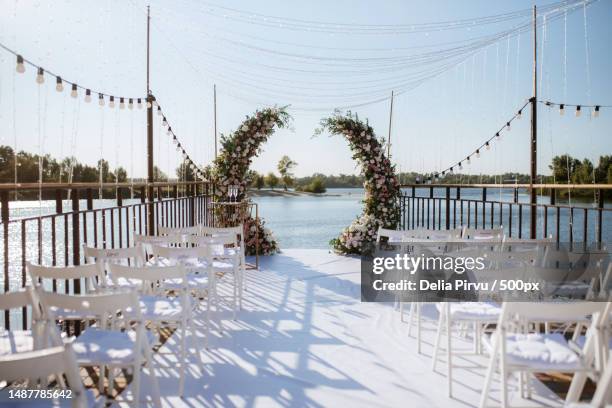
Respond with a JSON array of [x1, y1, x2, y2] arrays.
[[446, 309, 452, 397], [179, 323, 187, 397], [98, 365, 105, 395], [132, 363, 141, 408], [417, 303, 422, 354], [479, 350, 497, 408], [432, 307, 444, 371]]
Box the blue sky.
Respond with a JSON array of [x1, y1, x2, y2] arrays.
[[0, 0, 610, 179]]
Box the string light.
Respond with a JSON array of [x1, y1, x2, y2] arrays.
[[485, 142, 490, 150], [516, 109, 522, 119], [167, 127, 172, 136], [70, 84, 78, 98], [162, 117, 168, 127], [119, 97, 125, 109], [506, 122, 511, 131], [109, 96, 115, 108], [16, 55, 25, 73], [593, 105, 600, 118], [137, 98, 143, 109], [458, 162, 463, 170], [157, 106, 162, 116], [495, 132, 501, 140], [98, 93, 105, 106], [559, 103, 565, 115], [85, 89, 92, 103], [146, 98, 152, 109], [575, 105, 581, 117], [466, 156, 471, 164], [36, 67, 44, 84], [55, 76, 63, 92], [475, 149, 481, 158], [128, 98, 134, 109]]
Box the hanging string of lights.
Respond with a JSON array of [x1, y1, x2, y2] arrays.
[[171, 0, 588, 35], [426, 100, 531, 183], [5, 42, 146, 107], [153, 99, 205, 179], [539, 100, 611, 117]]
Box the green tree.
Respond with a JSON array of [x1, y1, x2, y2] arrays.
[[153, 166, 168, 181], [277, 155, 297, 190], [595, 155, 612, 183], [265, 172, 279, 189], [572, 158, 594, 184], [250, 171, 265, 189], [549, 155, 581, 183]]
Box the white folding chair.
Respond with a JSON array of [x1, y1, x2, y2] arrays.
[[376, 227, 406, 243], [479, 302, 610, 408], [0, 288, 54, 356], [190, 228, 244, 310], [0, 344, 91, 407], [133, 233, 184, 258], [200, 225, 247, 291], [83, 246, 145, 289], [109, 264, 203, 395], [27, 263, 108, 323], [37, 290, 161, 407]]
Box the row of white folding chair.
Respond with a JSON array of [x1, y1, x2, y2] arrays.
[[0, 286, 159, 407], [479, 301, 612, 408], [29, 259, 204, 399], [377, 226, 505, 243]]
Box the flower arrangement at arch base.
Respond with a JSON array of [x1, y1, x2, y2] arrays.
[[209, 106, 291, 256], [318, 111, 401, 255]]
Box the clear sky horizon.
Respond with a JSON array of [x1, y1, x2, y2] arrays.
[[0, 0, 610, 180]]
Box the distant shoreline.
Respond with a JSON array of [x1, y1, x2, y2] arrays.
[[247, 189, 345, 197]]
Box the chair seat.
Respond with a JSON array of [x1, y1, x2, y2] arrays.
[[0, 330, 35, 355], [72, 328, 144, 366], [438, 302, 501, 321], [164, 274, 209, 291], [482, 332, 583, 370], [138, 295, 189, 320]]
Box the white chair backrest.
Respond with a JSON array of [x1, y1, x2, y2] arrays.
[[150, 244, 210, 262], [83, 245, 144, 267], [158, 224, 201, 236], [38, 290, 141, 328], [0, 287, 42, 322], [376, 227, 405, 243], [27, 262, 105, 293], [462, 227, 504, 242], [134, 233, 184, 246], [109, 264, 187, 293], [0, 344, 87, 407], [201, 225, 242, 236], [499, 301, 607, 327]]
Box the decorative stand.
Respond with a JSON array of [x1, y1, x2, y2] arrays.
[[208, 200, 259, 270]]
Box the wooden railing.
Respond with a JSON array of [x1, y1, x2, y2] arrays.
[[398, 184, 611, 244]]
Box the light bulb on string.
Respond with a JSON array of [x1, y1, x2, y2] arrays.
[[98, 93, 105, 106], [146, 99, 152, 108], [575, 105, 581, 117], [466, 156, 471, 165], [162, 117, 168, 127], [176, 144, 181, 152], [172, 137, 178, 145], [16, 55, 25, 73], [157, 106, 162, 116], [70, 84, 78, 98], [128, 98, 133, 110], [56, 77, 64, 92], [84, 89, 92, 103], [485, 141, 491, 150], [506, 122, 511, 131], [475, 149, 480, 158], [137, 98, 142, 109], [517, 109, 522, 119], [449, 167, 454, 175], [495, 132, 501, 141], [593, 106, 600, 118], [458, 162, 463, 171], [167, 127, 172, 136], [109, 96, 115, 108], [36, 67, 44, 84], [559, 104, 565, 115], [119, 97, 125, 109]]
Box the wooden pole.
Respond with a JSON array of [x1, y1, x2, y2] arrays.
[[387, 90, 394, 158], [530, 6, 538, 239], [214, 84, 218, 159], [146, 5, 155, 235]]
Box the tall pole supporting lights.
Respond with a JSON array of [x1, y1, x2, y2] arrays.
[[146, 5, 155, 235], [530, 5, 538, 239]]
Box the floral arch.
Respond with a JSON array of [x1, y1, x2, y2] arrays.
[[210, 108, 400, 256]]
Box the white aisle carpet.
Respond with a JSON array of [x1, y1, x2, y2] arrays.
[[136, 249, 564, 408]]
